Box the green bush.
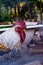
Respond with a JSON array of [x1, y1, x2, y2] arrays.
[[0, 5, 13, 22]]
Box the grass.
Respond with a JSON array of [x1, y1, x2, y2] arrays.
[[0, 25, 12, 29]]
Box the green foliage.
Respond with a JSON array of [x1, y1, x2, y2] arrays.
[[0, 5, 13, 22], [0, 0, 18, 22], [0, 0, 42, 22]]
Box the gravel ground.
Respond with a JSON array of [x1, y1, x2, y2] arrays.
[[0, 54, 43, 65]]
